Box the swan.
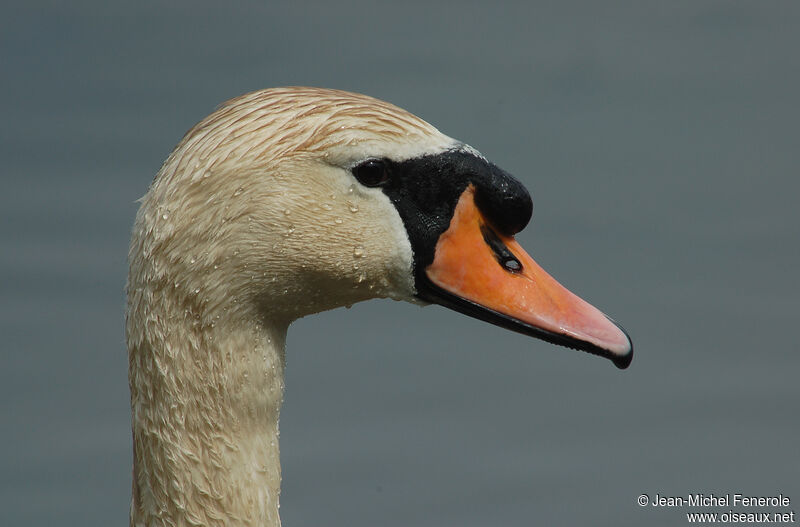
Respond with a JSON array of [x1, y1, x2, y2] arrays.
[[126, 87, 632, 526]]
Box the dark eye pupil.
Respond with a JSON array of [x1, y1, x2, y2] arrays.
[[353, 159, 390, 187]]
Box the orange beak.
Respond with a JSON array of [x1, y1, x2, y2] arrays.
[[424, 186, 633, 368]]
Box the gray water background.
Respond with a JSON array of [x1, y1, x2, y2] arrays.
[[2, 2, 798, 526]]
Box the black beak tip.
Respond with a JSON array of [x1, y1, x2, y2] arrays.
[[609, 324, 634, 370]]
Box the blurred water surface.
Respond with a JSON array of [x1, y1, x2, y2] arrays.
[[1, 2, 798, 526]]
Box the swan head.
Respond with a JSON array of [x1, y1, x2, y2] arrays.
[[130, 87, 632, 367]]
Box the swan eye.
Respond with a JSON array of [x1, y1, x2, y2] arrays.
[[352, 159, 391, 187]]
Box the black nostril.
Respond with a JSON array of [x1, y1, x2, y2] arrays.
[[473, 164, 533, 236], [481, 225, 524, 274]]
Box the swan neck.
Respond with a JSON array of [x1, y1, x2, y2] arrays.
[[127, 297, 288, 527]]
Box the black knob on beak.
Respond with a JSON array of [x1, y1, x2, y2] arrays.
[[474, 164, 533, 236]]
